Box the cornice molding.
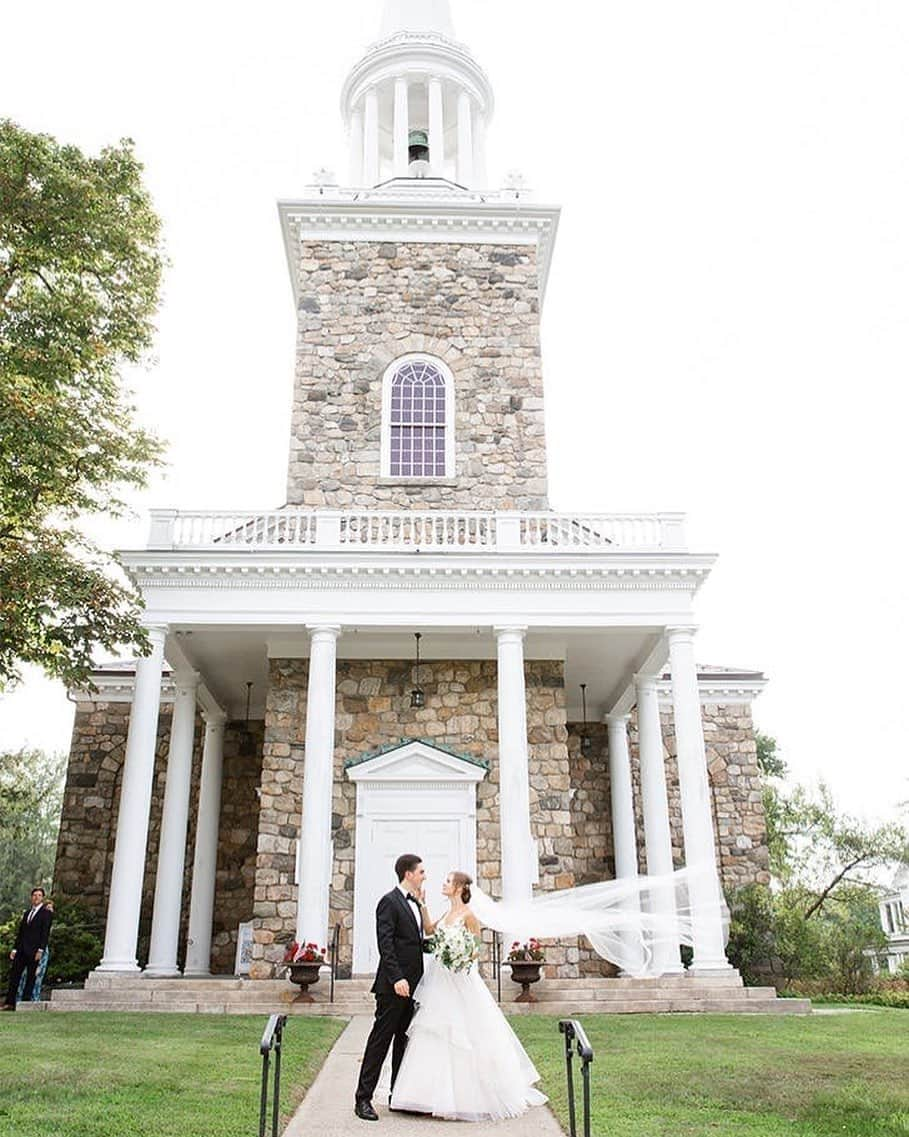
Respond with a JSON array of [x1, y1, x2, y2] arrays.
[[278, 198, 561, 304]]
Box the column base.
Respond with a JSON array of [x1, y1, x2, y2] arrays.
[[687, 962, 736, 977], [96, 958, 141, 974], [181, 969, 213, 979], [143, 965, 182, 979]]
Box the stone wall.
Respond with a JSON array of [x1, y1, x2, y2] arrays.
[[250, 658, 576, 979], [285, 241, 549, 510], [54, 702, 262, 974]]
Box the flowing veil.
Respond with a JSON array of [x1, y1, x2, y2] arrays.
[[469, 866, 728, 977]]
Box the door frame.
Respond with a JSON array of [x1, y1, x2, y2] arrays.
[[347, 739, 488, 975]]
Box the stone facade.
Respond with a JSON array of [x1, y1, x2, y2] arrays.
[[250, 657, 574, 978], [55, 683, 767, 980], [53, 703, 262, 975], [285, 241, 549, 510]]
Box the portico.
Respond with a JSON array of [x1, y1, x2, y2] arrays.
[[84, 504, 736, 981]]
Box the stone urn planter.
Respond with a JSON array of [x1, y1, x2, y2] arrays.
[[508, 961, 543, 1003], [286, 962, 323, 1003]]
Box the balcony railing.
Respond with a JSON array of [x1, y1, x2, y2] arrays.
[[146, 509, 687, 553]]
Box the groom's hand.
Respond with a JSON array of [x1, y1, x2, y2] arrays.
[[394, 979, 410, 998]]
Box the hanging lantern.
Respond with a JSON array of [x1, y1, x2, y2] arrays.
[[239, 681, 256, 757], [410, 633, 426, 708], [580, 683, 593, 756]]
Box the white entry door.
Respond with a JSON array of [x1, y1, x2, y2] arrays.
[[347, 740, 488, 976], [357, 816, 465, 975]]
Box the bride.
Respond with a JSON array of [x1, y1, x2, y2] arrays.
[[389, 871, 547, 1122]]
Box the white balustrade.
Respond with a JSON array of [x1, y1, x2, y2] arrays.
[[147, 509, 686, 553]]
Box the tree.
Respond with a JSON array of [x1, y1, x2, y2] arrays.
[[0, 120, 164, 689], [773, 781, 908, 918], [727, 733, 909, 990], [0, 748, 65, 923]]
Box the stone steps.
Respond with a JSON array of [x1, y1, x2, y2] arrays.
[[48, 973, 809, 1016]]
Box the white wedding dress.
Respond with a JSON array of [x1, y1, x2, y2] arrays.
[[389, 920, 547, 1122]]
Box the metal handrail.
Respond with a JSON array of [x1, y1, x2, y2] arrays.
[[491, 932, 502, 1003], [329, 922, 341, 1003], [259, 1014, 287, 1137], [558, 1019, 594, 1137]]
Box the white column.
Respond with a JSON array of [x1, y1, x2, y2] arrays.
[[349, 106, 364, 185], [183, 711, 227, 977], [495, 627, 534, 910], [98, 626, 167, 972], [473, 111, 488, 189], [146, 670, 199, 976], [606, 714, 638, 882], [668, 626, 732, 972], [635, 673, 683, 974], [428, 77, 444, 176], [393, 76, 409, 177], [297, 624, 341, 948], [363, 87, 379, 186], [457, 89, 474, 186]]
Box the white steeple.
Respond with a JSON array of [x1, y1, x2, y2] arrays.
[[380, 0, 456, 39], [341, 1, 493, 189]]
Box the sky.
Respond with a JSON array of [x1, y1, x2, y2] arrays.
[[1, 1, 907, 822]]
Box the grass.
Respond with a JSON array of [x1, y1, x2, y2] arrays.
[[0, 1012, 344, 1137], [512, 1009, 909, 1137]]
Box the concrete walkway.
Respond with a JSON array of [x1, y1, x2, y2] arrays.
[[284, 1016, 564, 1136]]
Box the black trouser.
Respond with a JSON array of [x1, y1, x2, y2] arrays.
[[5, 952, 39, 1007], [355, 993, 415, 1104]]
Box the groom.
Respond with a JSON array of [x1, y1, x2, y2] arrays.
[[354, 853, 428, 1122]]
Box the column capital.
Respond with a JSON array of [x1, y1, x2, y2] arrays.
[[493, 625, 527, 641], [666, 625, 699, 643], [306, 624, 342, 642], [605, 712, 631, 728], [202, 709, 228, 728], [172, 669, 200, 694], [142, 624, 168, 648], [633, 672, 661, 694]]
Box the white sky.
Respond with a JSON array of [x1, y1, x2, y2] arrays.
[[1, 1, 907, 821]]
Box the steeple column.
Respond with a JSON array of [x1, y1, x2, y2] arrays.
[[363, 87, 379, 186], [457, 90, 473, 185], [349, 105, 364, 185], [473, 112, 488, 189], [428, 77, 444, 176], [393, 76, 410, 177]]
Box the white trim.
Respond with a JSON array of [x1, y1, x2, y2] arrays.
[[380, 353, 456, 480]]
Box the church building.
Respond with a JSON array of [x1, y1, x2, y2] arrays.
[[54, 0, 772, 993]]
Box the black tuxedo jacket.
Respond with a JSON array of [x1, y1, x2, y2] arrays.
[[13, 906, 52, 957], [371, 887, 427, 997]]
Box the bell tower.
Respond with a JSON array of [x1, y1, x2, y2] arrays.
[[342, 0, 493, 187], [279, 1, 560, 511]]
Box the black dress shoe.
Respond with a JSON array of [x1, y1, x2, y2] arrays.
[[354, 1100, 379, 1121]]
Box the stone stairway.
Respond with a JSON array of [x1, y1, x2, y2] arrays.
[[42, 972, 810, 1015]]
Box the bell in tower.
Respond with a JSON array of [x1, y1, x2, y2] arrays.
[[408, 129, 431, 177]]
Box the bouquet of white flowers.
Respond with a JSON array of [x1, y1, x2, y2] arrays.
[[430, 923, 480, 973]]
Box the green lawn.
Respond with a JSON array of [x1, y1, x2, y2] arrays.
[[0, 1012, 344, 1137], [512, 1009, 909, 1137]]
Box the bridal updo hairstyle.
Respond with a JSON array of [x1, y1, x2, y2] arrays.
[[451, 871, 472, 903]]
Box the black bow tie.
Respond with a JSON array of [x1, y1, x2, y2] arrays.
[[405, 893, 419, 904]]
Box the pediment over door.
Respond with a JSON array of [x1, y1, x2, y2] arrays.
[[345, 739, 488, 785]]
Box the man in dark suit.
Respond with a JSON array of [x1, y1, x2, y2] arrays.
[[354, 853, 430, 1122], [2, 888, 53, 1010]]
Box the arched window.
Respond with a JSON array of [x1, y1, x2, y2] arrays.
[[381, 354, 454, 479]]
